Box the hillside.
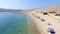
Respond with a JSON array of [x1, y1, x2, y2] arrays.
[[29, 5, 60, 13], [0, 8, 23, 12]]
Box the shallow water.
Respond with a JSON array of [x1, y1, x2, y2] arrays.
[[0, 12, 38, 34]]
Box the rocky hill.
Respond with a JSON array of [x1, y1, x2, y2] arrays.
[[29, 5, 60, 13]]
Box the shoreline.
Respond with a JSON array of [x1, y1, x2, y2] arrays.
[[27, 15, 39, 34], [26, 10, 60, 34], [26, 14, 41, 34]]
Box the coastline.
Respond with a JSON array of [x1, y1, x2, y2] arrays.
[[26, 12, 51, 34], [16, 5, 60, 34], [26, 14, 41, 34], [26, 10, 60, 34], [27, 15, 39, 34]]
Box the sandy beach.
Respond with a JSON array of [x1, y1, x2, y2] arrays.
[[26, 6, 60, 34], [16, 5, 60, 34], [27, 6, 60, 34], [27, 12, 48, 34]]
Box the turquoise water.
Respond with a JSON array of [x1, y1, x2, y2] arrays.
[[0, 12, 38, 34]]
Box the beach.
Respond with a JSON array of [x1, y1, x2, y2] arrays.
[[27, 10, 60, 34], [0, 12, 39, 34], [0, 5, 60, 34], [15, 5, 60, 34]]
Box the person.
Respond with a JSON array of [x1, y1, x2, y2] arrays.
[[48, 28, 55, 34]]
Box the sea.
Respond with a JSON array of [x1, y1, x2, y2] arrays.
[[0, 12, 38, 34]]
